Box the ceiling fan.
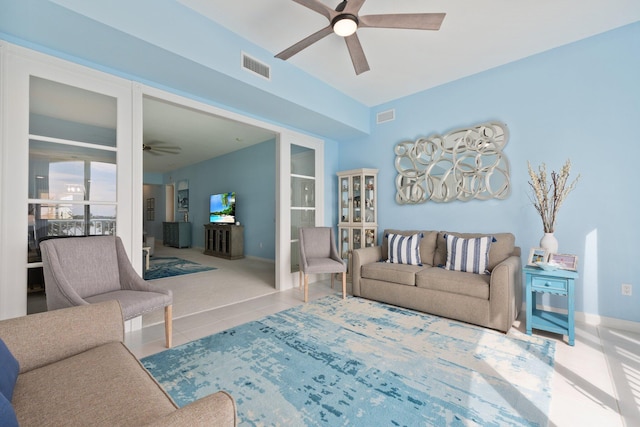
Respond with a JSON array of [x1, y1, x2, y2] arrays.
[[142, 141, 182, 156], [275, 0, 445, 75]]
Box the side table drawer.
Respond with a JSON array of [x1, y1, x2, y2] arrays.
[[530, 275, 568, 293]]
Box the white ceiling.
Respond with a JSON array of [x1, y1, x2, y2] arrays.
[[142, 97, 276, 174], [180, 0, 640, 106], [29, 79, 277, 174], [27, 0, 640, 174]]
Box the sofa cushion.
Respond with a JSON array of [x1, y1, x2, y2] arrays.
[[361, 262, 428, 286], [444, 234, 494, 274], [382, 230, 438, 266], [13, 342, 176, 427], [387, 233, 423, 265], [0, 339, 19, 400], [434, 231, 515, 271], [416, 267, 490, 299], [0, 392, 18, 427]]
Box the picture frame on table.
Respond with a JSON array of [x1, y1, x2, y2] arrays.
[[548, 253, 578, 271], [527, 247, 548, 267]]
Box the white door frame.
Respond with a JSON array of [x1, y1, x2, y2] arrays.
[[276, 135, 325, 291], [134, 85, 325, 293], [0, 42, 133, 319], [0, 41, 325, 320]]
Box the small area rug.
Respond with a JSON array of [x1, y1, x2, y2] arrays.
[[142, 296, 555, 426], [144, 257, 216, 280]]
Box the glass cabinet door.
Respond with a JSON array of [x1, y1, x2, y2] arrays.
[[352, 175, 362, 223], [339, 176, 350, 224], [363, 174, 376, 224], [339, 228, 350, 263], [353, 228, 362, 250], [364, 227, 377, 247]]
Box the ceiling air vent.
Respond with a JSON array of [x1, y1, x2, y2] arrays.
[[376, 109, 395, 124], [242, 53, 271, 80]]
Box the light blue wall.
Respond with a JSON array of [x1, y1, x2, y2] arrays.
[[143, 173, 164, 185], [340, 22, 640, 323], [163, 139, 276, 260], [0, 0, 370, 140], [4, 3, 639, 323], [162, 136, 340, 259]]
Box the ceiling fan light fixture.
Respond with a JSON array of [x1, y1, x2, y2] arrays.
[[332, 14, 358, 37]]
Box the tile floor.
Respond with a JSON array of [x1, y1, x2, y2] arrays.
[[126, 276, 639, 427], [27, 242, 639, 425]]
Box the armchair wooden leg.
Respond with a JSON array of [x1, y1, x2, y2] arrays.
[[304, 274, 309, 303], [164, 305, 173, 348], [342, 272, 346, 299], [299, 270, 302, 289]]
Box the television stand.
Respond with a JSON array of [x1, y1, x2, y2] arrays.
[[204, 224, 244, 259]]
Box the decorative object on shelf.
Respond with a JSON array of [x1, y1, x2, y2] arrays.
[[528, 159, 580, 253], [365, 229, 375, 245], [394, 121, 510, 204], [539, 233, 558, 254], [548, 253, 578, 271], [527, 247, 549, 267]]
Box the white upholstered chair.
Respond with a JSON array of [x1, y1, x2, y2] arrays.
[[298, 227, 347, 302], [40, 235, 173, 348]]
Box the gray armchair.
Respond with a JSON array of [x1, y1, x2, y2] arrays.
[[40, 236, 173, 348], [298, 227, 347, 302]]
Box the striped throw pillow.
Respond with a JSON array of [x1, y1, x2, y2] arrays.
[[387, 233, 423, 265], [444, 234, 495, 274]]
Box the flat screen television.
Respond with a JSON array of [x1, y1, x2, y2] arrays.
[[209, 192, 236, 223]]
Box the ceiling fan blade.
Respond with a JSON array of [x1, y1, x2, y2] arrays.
[[343, 0, 366, 14], [344, 33, 370, 75], [292, 0, 335, 20], [359, 13, 446, 30], [275, 25, 334, 60]]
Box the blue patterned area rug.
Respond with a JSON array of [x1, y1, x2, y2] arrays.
[[142, 296, 555, 426], [144, 257, 216, 280]]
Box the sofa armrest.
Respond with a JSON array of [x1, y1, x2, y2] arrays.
[[352, 246, 382, 296], [0, 300, 124, 374], [144, 391, 237, 427], [488, 255, 522, 332]]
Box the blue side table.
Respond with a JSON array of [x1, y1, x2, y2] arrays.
[[524, 265, 578, 346]]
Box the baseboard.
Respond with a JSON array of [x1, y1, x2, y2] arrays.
[[522, 303, 640, 334], [577, 312, 640, 334], [244, 255, 276, 264]]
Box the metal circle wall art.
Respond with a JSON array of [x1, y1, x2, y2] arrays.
[[394, 121, 510, 204]]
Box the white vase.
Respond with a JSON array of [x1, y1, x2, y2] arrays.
[[540, 233, 558, 254]]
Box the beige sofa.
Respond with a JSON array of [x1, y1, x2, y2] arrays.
[[352, 230, 522, 332], [0, 300, 236, 427]]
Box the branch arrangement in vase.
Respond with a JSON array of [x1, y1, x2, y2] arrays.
[[527, 159, 580, 233]]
